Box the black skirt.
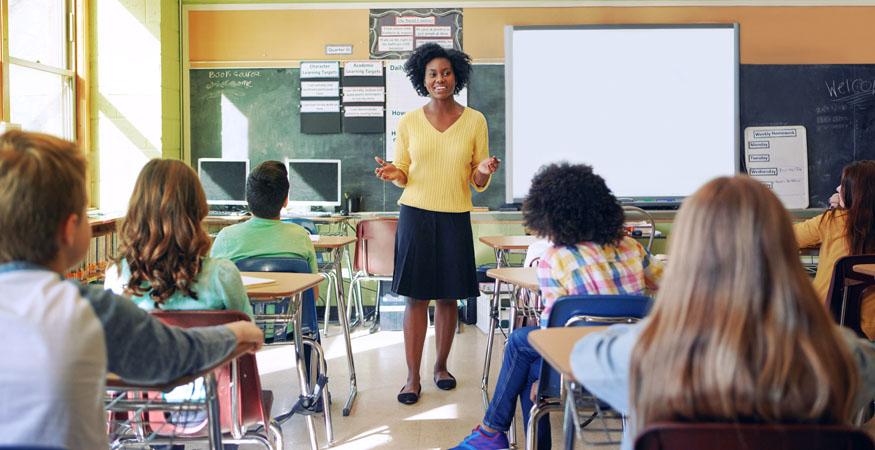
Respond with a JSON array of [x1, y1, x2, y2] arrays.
[[392, 204, 479, 300]]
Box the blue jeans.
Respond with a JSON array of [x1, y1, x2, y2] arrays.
[[482, 326, 551, 449]]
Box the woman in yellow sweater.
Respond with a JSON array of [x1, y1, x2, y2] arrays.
[[375, 43, 500, 404], [795, 160, 875, 338]]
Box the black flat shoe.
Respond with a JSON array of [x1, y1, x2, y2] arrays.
[[434, 373, 457, 391], [397, 385, 421, 405]]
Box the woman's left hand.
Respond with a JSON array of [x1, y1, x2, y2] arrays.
[[477, 156, 501, 175]]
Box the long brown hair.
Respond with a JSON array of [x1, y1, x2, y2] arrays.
[[630, 176, 858, 434], [116, 159, 211, 304], [840, 160, 875, 255]]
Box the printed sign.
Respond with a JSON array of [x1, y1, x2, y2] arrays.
[[300, 61, 340, 79], [343, 61, 383, 77], [744, 125, 809, 209], [370, 8, 462, 59], [301, 100, 340, 113], [301, 81, 339, 98], [343, 86, 385, 103], [345, 106, 384, 117]]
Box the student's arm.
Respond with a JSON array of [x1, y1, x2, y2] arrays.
[[794, 213, 826, 248], [305, 239, 318, 274], [639, 244, 664, 294], [80, 284, 244, 385], [537, 250, 570, 312], [469, 114, 492, 192], [571, 323, 642, 416], [212, 259, 255, 319]]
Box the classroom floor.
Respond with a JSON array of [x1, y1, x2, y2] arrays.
[[247, 322, 619, 450]]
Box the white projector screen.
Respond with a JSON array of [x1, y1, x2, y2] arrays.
[[506, 25, 739, 204]]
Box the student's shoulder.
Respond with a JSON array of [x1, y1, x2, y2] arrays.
[[277, 221, 313, 238], [215, 220, 249, 237]]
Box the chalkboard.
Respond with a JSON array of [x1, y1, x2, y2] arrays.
[[189, 66, 506, 211], [191, 64, 875, 210], [741, 65, 875, 207]]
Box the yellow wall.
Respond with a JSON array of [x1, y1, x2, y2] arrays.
[[188, 6, 875, 64]]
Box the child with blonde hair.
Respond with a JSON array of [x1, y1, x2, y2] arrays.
[[574, 175, 875, 449]]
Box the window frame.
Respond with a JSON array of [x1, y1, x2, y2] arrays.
[[0, 0, 79, 140]]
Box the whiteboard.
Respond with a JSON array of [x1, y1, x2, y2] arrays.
[[505, 25, 739, 203]]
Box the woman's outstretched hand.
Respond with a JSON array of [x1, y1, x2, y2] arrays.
[[477, 156, 501, 175], [374, 156, 405, 183]]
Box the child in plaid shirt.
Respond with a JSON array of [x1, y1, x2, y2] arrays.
[[452, 163, 662, 450]]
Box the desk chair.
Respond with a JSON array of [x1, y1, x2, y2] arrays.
[[634, 422, 874, 450], [108, 310, 282, 449], [826, 254, 875, 339], [623, 206, 656, 254], [234, 257, 333, 446], [528, 295, 652, 450], [349, 217, 397, 332], [281, 217, 342, 335]]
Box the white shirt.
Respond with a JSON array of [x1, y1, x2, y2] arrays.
[[0, 269, 108, 450]]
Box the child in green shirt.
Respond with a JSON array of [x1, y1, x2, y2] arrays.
[[211, 160, 317, 272]]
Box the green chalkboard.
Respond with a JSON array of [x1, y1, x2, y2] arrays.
[[188, 66, 507, 212]]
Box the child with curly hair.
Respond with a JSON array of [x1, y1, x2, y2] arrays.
[[451, 163, 662, 450]]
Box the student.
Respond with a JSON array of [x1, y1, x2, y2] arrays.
[[451, 163, 662, 450], [795, 160, 875, 338], [0, 131, 264, 450], [210, 160, 317, 271], [210, 160, 322, 393], [573, 175, 875, 450], [104, 159, 253, 318]]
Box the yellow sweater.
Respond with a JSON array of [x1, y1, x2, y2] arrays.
[[393, 107, 491, 213], [795, 210, 875, 338]]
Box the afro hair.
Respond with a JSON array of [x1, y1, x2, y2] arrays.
[[522, 163, 625, 247], [403, 43, 472, 97]]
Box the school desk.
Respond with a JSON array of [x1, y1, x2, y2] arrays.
[[528, 326, 611, 450], [242, 271, 331, 449], [105, 341, 258, 449], [854, 264, 875, 278], [311, 235, 360, 416], [480, 267, 541, 411], [479, 235, 540, 268]]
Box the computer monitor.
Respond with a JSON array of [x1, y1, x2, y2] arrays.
[[197, 158, 249, 206], [286, 159, 341, 211]]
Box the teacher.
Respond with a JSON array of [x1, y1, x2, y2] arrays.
[[375, 43, 500, 405]]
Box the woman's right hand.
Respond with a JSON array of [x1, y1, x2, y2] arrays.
[[225, 320, 264, 352], [829, 193, 842, 209], [374, 156, 404, 182]]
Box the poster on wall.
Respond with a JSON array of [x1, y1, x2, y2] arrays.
[[300, 61, 341, 134], [342, 60, 385, 133], [385, 59, 467, 160], [369, 8, 462, 60], [744, 125, 810, 209]]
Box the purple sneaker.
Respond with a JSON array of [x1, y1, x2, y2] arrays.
[[450, 425, 510, 450]]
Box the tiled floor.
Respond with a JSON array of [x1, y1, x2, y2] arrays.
[[254, 322, 614, 449]]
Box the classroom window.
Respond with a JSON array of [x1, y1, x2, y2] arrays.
[[7, 0, 75, 139]]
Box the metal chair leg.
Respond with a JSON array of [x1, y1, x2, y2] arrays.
[[269, 420, 284, 450], [526, 401, 561, 450]]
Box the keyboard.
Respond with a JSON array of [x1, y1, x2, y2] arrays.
[[209, 210, 247, 216]]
